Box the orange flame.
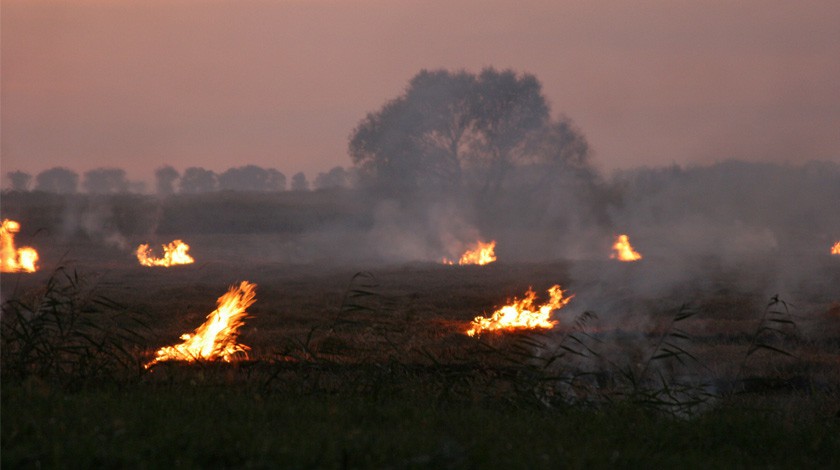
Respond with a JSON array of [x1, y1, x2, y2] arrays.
[[1, 219, 39, 273], [145, 281, 256, 368], [832, 241, 840, 255], [443, 240, 497, 265], [136, 239, 195, 267], [466, 285, 573, 337], [611, 234, 642, 262]]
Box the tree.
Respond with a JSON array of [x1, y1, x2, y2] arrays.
[[290, 172, 309, 191], [266, 169, 286, 191], [34, 167, 79, 194], [179, 167, 217, 193], [497, 117, 613, 228], [83, 168, 129, 194], [519, 117, 592, 176], [154, 166, 180, 196], [348, 68, 550, 194], [314, 166, 350, 190], [6, 171, 32, 191], [469, 68, 550, 192], [128, 181, 148, 193], [218, 165, 285, 192]]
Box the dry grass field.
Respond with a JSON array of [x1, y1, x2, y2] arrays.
[[2, 191, 839, 467]]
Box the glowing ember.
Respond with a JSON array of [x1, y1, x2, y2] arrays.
[[136, 239, 195, 267], [1, 219, 39, 273], [443, 240, 497, 265], [832, 241, 840, 255], [145, 281, 256, 368], [466, 285, 573, 337], [611, 234, 642, 262]]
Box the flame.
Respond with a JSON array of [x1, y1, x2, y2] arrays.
[[466, 285, 573, 337], [443, 240, 497, 265], [136, 239, 195, 267], [611, 234, 642, 262], [832, 241, 840, 255], [145, 281, 256, 368], [1, 219, 39, 273]]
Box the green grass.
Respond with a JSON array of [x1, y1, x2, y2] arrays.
[[3, 381, 838, 469]]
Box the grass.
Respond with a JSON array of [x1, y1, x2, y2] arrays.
[[1, 267, 147, 389], [2, 241, 839, 467], [3, 381, 838, 469]]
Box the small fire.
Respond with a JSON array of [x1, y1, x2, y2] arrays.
[[1, 219, 39, 273], [832, 241, 840, 255], [136, 239, 195, 267], [611, 234, 642, 262], [145, 281, 256, 368], [443, 240, 497, 265], [466, 285, 573, 337]]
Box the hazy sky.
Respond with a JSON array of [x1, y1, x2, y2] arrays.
[[3, 0, 839, 184]]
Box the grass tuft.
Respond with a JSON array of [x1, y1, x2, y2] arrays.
[[1, 266, 148, 389]]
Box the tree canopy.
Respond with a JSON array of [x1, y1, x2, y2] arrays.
[[348, 68, 593, 195], [290, 172, 309, 191], [6, 171, 32, 191], [179, 167, 218, 194], [35, 167, 79, 194], [154, 166, 180, 196], [82, 168, 129, 194], [218, 165, 285, 192]]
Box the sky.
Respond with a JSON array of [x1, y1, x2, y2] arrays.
[[2, 0, 839, 185]]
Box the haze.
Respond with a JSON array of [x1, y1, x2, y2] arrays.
[[3, 0, 839, 183]]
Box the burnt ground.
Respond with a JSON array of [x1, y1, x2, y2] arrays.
[[3, 232, 839, 403], [3, 229, 840, 468]]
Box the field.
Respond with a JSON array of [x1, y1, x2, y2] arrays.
[[2, 191, 840, 467]]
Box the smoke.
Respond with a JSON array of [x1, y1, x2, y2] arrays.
[[563, 160, 839, 309], [525, 159, 839, 400], [340, 156, 840, 288], [608, 160, 840, 251], [60, 195, 165, 252], [368, 198, 482, 263], [61, 197, 124, 250]]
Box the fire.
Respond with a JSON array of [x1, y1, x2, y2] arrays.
[[145, 281, 256, 368], [466, 285, 573, 337], [443, 240, 497, 265], [832, 241, 840, 255], [136, 239, 195, 267], [611, 234, 642, 262], [1, 219, 39, 273]]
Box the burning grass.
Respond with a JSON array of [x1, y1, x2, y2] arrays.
[[611, 234, 642, 262], [465, 285, 572, 337], [1, 219, 39, 273], [443, 240, 497, 265], [145, 281, 255, 368], [136, 239, 195, 267], [2, 257, 840, 467]]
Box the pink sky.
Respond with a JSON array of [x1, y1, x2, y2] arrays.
[[3, 0, 839, 184]]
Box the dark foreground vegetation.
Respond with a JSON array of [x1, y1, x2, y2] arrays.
[[4, 380, 837, 469]]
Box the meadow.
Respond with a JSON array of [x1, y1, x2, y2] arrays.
[[2, 190, 839, 468]]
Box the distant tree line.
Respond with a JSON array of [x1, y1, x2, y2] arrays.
[[4, 165, 355, 195], [9, 67, 596, 205]]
